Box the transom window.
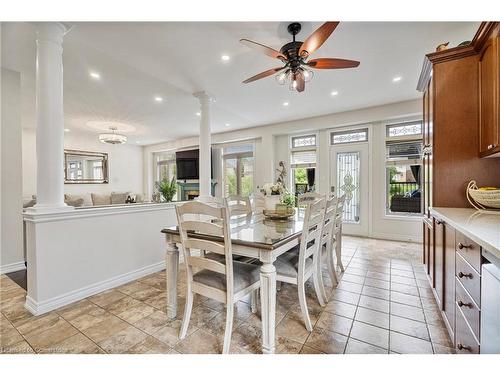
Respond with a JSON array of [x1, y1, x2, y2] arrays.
[[292, 134, 316, 148], [331, 128, 368, 144], [387, 121, 422, 137]]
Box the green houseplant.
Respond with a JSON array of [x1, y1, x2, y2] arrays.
[[155, 177, 177, 202]]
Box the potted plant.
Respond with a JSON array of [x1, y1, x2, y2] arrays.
[[155, 177, 177, 203]]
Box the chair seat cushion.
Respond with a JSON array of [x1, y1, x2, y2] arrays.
[[275, 251, 313, 278], [193, 261, 260, 292]]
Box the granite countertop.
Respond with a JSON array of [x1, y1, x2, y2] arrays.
[[430, 207, 500, 261]]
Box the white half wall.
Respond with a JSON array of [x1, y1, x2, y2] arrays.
[[1, 67, 25, 274], [22, 128, 144, 199], [23, 203, 179, 315]]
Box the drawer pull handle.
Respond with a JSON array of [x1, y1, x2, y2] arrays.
[[457, 343, 471, 351], [458, 242, 471, 250], [458, 271, 473, 279], [457, 300, 473, 308]]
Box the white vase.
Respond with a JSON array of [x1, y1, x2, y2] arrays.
[[264, 195, 281, 211]]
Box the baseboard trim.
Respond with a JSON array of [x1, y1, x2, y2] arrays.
[[0, 261, 26, 275], [369, 232, 423, 243], [24, 261, 166, 316]]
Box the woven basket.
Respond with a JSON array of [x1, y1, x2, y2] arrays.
[[466, 180, 500, 210]]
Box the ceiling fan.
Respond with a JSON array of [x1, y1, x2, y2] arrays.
[[240, 22, 360, 92]]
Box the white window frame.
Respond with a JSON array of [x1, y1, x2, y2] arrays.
[[220, 141, 255, 197], [383, 120, 424, 218], [289, 133, 319, 193]]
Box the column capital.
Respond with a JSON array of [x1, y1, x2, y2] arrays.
[[193, 91, 216, 103], [33, 22, 72, 43]]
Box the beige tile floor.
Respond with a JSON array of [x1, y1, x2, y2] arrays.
[[0, 236, 455, 354]]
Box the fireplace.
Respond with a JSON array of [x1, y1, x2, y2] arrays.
[[177, 181, 217, 201], [186, 191, 199, 200]]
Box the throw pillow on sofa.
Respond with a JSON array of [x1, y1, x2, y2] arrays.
[[91, 193, 111, 206], [65, 197, 85, 207], [111, 192, 130, 204]]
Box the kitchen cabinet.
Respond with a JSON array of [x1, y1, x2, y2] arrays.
[[434, 217, 444, 308], [479, 24, 500, 157]]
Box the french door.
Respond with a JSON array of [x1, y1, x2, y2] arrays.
[[330, 142, 369, 236]]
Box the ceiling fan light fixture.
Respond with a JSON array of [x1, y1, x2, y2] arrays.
[[99, 126, 127, 145], [275, 71, 288, 85], [302, 68, 314, 82]]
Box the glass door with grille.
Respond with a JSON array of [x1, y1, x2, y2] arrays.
[[330, 142, 369, 236]]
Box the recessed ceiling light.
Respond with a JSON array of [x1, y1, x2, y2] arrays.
[[283, 101, 289, 107], [89, 71, 100, 80], [225, 123, 230, 127], [196, 112, 201, 116], [64, 128, 70, 132], [392, 76, 402, 83], [330, 91, 339, 96], [154, 96, 163, 102], [221, 54, 230, 62], [136, 141, 141, 144]]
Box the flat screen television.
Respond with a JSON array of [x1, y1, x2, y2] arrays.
[[176, 149, 214, 180], [176, 149, 199, 179]]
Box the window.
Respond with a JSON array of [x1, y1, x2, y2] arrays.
[[385, 121, 423, 215], [222, 144, 254, 197], [337, 151, 360, 222], [290, 134, 317, 193], [155, 152, 177, 200], [387, 121, 422, 137], [331, 128, 368, 144], [292, 134, 316, 148]]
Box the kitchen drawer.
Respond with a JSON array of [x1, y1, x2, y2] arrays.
[[456, 278, 480, 339], [456, 253, 481, 306], [455, 307, 480, 354], [456, 232, 481, 272]]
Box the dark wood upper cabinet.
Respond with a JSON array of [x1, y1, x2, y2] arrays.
[[479, 25, 500, 157]]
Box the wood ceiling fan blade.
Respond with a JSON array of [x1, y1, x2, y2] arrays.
[[299, 22, 339, 57], [240, 39, 286, 60], [307, 58, 360, 69], [242, 67, 285, 84]]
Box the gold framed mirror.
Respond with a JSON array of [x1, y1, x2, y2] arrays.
[[64, 149, 109, 184]]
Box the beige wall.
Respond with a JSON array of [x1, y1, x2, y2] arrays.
[[22, 128, 144, 200]]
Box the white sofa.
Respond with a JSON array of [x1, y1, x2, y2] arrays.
[[23, 192, 146, 208]]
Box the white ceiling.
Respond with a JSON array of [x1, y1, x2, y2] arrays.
[[1, 21, 479, 144]]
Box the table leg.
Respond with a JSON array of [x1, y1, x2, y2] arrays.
[[166, 236, 179, 319], [259, 260, 276, 354]]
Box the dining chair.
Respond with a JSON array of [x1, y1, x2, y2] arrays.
[[332, 194, 346, 273], [275, 197, 327, 331], [175, 201, 261, 353], [225, 195, 252, 216], [297, 191, 323, 207], [316, 195, 339, 302]]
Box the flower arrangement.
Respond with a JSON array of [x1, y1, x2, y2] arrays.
[[261, 182, 284, 196]]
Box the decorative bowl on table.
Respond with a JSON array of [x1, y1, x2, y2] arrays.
[[263, 207, 295, 220]]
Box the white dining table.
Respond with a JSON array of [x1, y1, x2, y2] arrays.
[[161, 211, 306, 354]]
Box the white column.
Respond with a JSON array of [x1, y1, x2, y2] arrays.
[[30, 23, 72, 212], [193, 91, 215, 198]]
